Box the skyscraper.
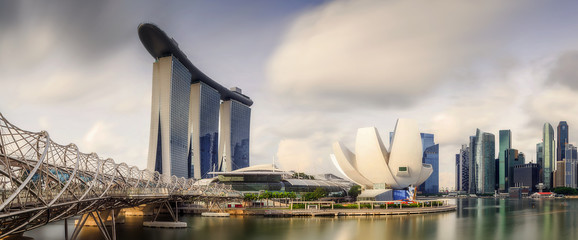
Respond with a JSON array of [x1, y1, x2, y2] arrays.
[[498, 130, 511, 192], [565, 144, 578, 188], [454, 153, 460, 191], [557, 121, 569, 162], [190, 82, 221, 178], [536, 142, 544, 184], [139, 23, 253, 179], [554, 160, 566, 188], [505, 148, 523, 189], [513, 163, 540, 192], [145, 55, 192, 178], [218, 90, 252, 172], [468, 135, 477, 194], [475, 129, 495, 194], [418, 133, 439, 194], [543, 123, 555, 189], [456, 144, 469, 192]]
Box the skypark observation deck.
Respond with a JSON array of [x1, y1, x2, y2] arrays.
[[0, 113, 241, 238], [138, 23, 253, 106]]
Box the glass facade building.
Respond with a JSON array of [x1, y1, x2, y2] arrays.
[[457, 144, 469, 192], [191, 82, 221, 179], [565, 144, 578, 188], [475, 129, 495, 194], [219, 98, 251, 172], [557, 121, 569, 162], [140, 23, 253, 180], [417, 133, 439, 194], [468, 135, 477, 194], [505, 149, 523, 190], [498, 130, 511, 192], [536, 142, 544, 183], [543, 123, 555, 189], [229, 101, 251, 170], [147, 56, 192, 178]]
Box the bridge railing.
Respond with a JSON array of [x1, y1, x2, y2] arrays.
[[0, 113, 242, 237]]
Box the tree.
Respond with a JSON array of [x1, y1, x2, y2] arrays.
[[292, 172, 315, 180], [302, 187, 327, 201], [553, 187, 578, 195], [348, 185, 362, 199]]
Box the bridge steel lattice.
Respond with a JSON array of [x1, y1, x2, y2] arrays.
[[0, 113, 241, 237]]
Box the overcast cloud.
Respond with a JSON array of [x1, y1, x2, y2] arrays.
[[2, 0, 578, 189]]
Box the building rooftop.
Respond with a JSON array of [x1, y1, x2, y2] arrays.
[[138, 23, 253, 106]]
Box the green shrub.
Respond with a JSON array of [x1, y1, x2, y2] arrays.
[[292, 204, 305, 209]]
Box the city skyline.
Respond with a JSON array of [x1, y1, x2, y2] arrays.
[[3, 1, 578, 189]]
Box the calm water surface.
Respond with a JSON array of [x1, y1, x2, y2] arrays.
[[25, 198, 578, 240]]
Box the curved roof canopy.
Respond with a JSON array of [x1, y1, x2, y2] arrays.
[[138, 23, 253, 106]]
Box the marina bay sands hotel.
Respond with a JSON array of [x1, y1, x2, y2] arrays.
[[138, 23, 252, 179]]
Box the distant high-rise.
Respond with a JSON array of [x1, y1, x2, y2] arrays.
[[474, 129, 495, 194], [518, 152, 525, 164], [139, 23, 253, 179], [542, 123, 555, 189], [418, 133, 439, 194], [498, 130, 512, 192], [456, 144, 469, 192], [554, 161, 566, 188], [455, 153, 459, 191], [513, 163, 540, 192], [468, 135, 477, 194], [557, 121, 569, 162], [505, 149, 523, 189], [565, 144, 578, 188], [536, 142, 544, 184]]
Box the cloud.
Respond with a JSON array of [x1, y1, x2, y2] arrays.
[[547, 50, 578, 90], [267, 0, 524, 109]]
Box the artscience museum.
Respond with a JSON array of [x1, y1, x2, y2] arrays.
[[331, 119, 433, 199]]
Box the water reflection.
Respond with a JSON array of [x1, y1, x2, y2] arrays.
[[24, 199, 578, 240]]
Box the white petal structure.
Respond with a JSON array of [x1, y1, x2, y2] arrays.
[[332, 119, 433, 189]]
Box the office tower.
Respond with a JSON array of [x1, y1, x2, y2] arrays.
[[554, 161, 566, 188], [218, 89, 252, 172], [557, 121, 569, 162], [536, 142, 544, 183], [498, 130, 512, 191], [468, 135, 477, 194], [495, 158, 499, 191], [513, 163, 540, 192], [505, 149, 523, 189], [418, 133, 439, 194], [543, 123, 555, 189], [474, 129, 495, 194], [454, 153, 461, 191], [565, 144, 578, 188], [139, 23, 253, 179], [457, 144, 469, 192], [518, 152, 525, 164]]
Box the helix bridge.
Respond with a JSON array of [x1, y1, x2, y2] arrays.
[[0, 113, 242, 239]]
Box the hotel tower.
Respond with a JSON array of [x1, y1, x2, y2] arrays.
[[138, 23, 252, 179]]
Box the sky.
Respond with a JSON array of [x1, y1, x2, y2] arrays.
[[2, 0, 578, 190]]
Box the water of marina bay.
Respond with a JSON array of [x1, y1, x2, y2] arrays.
[[24, 198, 578, 240]]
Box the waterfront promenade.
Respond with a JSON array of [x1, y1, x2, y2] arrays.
[[260, 205, 456, 217]]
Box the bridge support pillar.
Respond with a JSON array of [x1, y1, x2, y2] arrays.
[[143, 200, 187, 228], [70, 209, 118, 240]]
